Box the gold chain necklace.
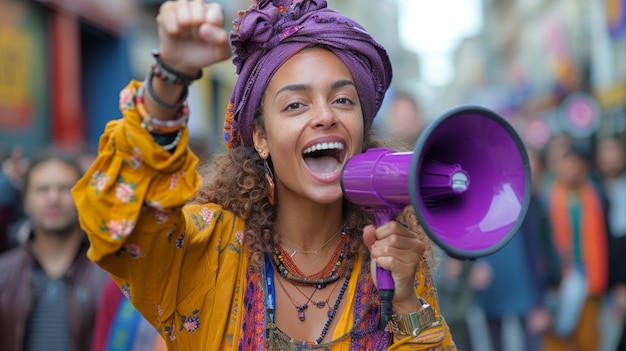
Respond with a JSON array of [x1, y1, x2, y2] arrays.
[[279, 225, 343, 257]]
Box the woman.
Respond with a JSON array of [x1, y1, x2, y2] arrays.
[[72, 0, 456, 349]]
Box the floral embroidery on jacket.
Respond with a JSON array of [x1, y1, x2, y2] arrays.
[[175, 232, 186, 249], [90, 171, 111, 195], [121, 243, 144, 258], [180, 309, 201, 332], [166, 224, 178, 242], [164, 324, 177, 341], [153, 209, 172, 225], [115, 176, 138, 203], [169, 171, 186, 190], [120, 281, 131, 300], [191, 207, 215, 231], [129, 146, 143, 169], [102, 218, 136, 240], [119, 85, 136, 111]]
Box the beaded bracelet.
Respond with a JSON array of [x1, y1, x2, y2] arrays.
[[145, 71, 188, 110], [136, 83, 190, 134], [151, 49, 203, 86]]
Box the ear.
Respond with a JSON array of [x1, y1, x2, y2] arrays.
[[253, 124, 269, 160]]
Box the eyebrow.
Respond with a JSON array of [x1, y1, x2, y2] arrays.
[[274, 79, 356, 99]]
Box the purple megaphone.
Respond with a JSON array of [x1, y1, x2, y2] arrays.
[[341, 105, 531, 329]]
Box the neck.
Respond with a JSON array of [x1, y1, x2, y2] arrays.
[[274, 199, 344, 252], [32, 228, 83, 279]]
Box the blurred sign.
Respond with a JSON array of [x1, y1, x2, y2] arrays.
[[0, 2, 49, 156], [0, 3, 47, 132], [523, 116, 552, 150], [0, 26, 32, 130], [558, 92, 601, 138]]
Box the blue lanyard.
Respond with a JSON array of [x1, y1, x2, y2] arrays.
[[264, 254, 276, 323]]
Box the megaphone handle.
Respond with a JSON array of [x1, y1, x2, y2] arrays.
[[374, 210, 397, 330]]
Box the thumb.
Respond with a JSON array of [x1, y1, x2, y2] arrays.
[[198, 23, 228, 45], [362, 224, 377, 253]]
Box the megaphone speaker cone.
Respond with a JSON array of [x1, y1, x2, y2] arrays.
[[410, 106, 531, 259]]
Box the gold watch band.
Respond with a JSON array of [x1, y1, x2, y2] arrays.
[[391, 299, 437, 337]]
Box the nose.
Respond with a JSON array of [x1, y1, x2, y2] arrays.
[[312, 103, 338, 129], [46, 186, 70, 204]]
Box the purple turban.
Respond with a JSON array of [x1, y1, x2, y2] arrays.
[[223, 0, 393, 149]]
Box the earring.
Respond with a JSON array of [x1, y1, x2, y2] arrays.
[[264, 160, 275, 206]]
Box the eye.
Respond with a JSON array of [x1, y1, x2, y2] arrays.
[[333, 96, 355, 106], [285, 102, 304, 111]]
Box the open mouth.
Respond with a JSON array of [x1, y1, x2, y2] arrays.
[[302, 141, 346, 175]]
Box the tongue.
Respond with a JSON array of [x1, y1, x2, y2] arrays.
[[304, 155, 341, 175]]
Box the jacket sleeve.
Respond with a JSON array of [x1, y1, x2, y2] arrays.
[[71, 80, 204, 327]]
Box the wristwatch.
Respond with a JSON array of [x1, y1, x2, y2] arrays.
[[390, 298, 437, 337]]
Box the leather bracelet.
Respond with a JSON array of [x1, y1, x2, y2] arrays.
[[151, 49, 203, 86], [144, 71, 188, 110]]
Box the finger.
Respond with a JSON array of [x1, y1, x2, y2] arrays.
[[376, 221, 414, 241], [188, 0, 206, 24], [371, 242, 423, 267], [362, 224, 377, 252], [198, 23, 228, 45], [205, 3, 224, 27], [158, 2, 181, 36], [175, 0, 191, 25]]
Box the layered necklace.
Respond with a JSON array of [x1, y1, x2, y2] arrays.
[[266, 226, 355, 349], [276, 272, 342, 322], [273, 226, 350, 289]]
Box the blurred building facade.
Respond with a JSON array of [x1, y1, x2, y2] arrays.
[[0, 0, 137, 157], [0, 0, 418, 157]]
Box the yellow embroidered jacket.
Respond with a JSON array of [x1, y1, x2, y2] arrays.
[[71, 81, 456, 350]]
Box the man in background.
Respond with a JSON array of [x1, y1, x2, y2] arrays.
[[0, 148, 109, 351], [379, 91, 426, 149]]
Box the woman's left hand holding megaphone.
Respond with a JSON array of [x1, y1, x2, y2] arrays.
[[363, 221, 426, 312]]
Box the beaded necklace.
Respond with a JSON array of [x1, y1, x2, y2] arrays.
[[293, 277, 341, 313], [273, 228, 349, 289], [265, 254, 353, 348], [277, 273, 342, 322], [276, 275, 317, 321]]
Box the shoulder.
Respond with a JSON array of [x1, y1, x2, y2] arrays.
[[183, 203, 243, 228], [0, 245, 29, 289], [182, 202, 246, 244], [0, 244, 28, 270]]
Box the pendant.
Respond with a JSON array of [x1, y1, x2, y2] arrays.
[[297, 304, 308, 321]]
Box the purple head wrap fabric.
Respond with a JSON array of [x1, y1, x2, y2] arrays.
[[223, 0, 393, 149]]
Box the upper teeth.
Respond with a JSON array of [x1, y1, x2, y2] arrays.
[[303, 142, 344, 154]]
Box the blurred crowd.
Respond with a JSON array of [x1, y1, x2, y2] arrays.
[[1, 91, 625, 351], [377, 91, 626, 351]]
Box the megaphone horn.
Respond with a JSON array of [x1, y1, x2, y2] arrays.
[[341, 105, 531, 329], [342, 105, 531, 259]]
